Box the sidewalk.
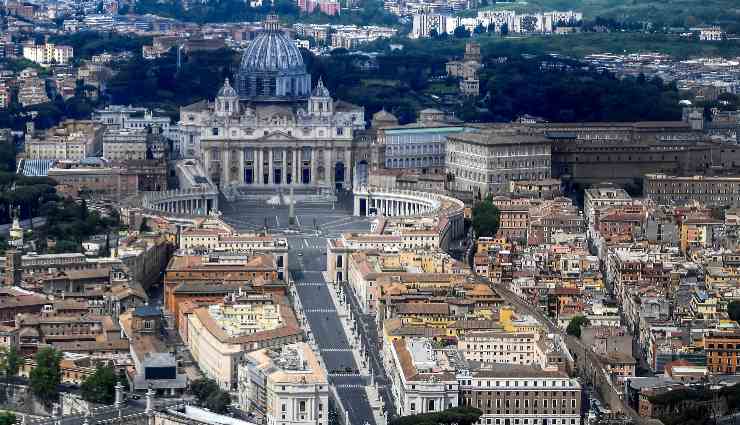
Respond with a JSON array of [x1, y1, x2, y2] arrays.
[[323, 272, 368, 375]]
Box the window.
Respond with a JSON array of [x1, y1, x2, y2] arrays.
[[212, 128, 219, 136], [281, 404, 286, 412], [410, 403, 416, 411]]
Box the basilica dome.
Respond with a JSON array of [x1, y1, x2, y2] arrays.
[[236, 15, 311, 102]]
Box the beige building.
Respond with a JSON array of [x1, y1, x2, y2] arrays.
[[446, 126, 551, 195], [102, 129, 148, 162], [48, 159, 140, 199], [239, 342, 329, 425], [25, 120, 104, 160], [645, 173, 740, 207], [185, 294, 302, 390]]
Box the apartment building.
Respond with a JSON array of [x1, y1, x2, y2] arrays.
[[446, 126, 551, 195], [23, 42, 73, 66]]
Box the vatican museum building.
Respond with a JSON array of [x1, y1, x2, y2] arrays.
[[186, 15, 370, 192]]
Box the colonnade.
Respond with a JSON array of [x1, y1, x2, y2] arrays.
[[353, 196, 432, 217], [142, 188, 219, 217]]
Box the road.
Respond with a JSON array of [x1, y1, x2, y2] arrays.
[[288, 235, 376, 425], [223, 194, 376, 425]]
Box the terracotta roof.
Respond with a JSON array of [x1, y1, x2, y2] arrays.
[[192, 303, 301, 345], [167, 254, 276, 272], [396, 303, 449, 316]]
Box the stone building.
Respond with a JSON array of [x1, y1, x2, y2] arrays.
[[102, 129, 148, 162], [446, 125, 551, 195], [181, 15, 367, 191], [645, 173, 740, 207], [25, 120, 104, 161], [238, 342, 329, 425]]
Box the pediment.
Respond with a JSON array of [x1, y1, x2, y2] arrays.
[[258, 131, 298, 142]]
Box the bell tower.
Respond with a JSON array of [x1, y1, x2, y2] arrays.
[[215, 78, 239, 118], [308, 77, 332, 116], [4, 248, 22, 287]]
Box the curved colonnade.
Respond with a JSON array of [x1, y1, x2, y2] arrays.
[[140, 187, 220, 218]]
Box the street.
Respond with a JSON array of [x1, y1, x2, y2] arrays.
[[222, 196, 377, 425]]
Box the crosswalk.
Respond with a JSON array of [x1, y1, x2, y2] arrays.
[[304, 308, 336, 313], [295, 281, 325, 287], [321, 348, 353, 352], [329, 373, 363, 377], [335, 384, 365, 389], [301, 239, 326, 249]]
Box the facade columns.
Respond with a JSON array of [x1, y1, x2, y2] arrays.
[[310, 149, 317, 185], [239, 149, 245, 184], [324, 148, 332, 185], [282, 149, 288, 186], [344, 149, 351, 186], [221, 148, 230, 186], [268, 149, 274, 184], [293, 149, 300, 185]]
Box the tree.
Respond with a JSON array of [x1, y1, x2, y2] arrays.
[[189, 378, 230, 414], [0, 412, 15, 425], [566, 315, 590, 338], [0, 345, 21, 378], [500, 22, 509, 36], [204, 390, 231, 413], [81, 366, 117, 404], [728, 301, 740, 323], [471, 197, 501, 237], [454, 26, 471, 38], [390, 406, 483, 425], [429, 28, 439, 38], [29, 347, 62, 405]]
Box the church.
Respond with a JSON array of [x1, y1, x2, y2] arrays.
[[178, 15, 368, 191]]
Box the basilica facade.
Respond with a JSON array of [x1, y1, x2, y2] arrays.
[[180, 15, 368, 191]]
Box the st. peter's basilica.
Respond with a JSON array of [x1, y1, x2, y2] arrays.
[[177, 15, 378, 192]]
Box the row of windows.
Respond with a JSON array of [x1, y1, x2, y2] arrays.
[[478, 418, 577, 425]]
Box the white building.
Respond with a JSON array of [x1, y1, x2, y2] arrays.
[[93, 105, 175, 140], [102, 129, 148, 162], [239, 342, 329, 425], [583, 185, 633, 230], [23, 43, 74, 67], [386, 337, 460, 416]]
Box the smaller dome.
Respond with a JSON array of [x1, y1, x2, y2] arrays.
[[371, 108, 399, 128], [218, 78, 237, 98]]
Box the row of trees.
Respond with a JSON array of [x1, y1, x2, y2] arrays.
[[189, 378, 231, 413], [389, 407, 483, 425], [20, 347, 122, 407]]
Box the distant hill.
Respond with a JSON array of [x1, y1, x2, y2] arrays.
[[480, 0, 740, 31]]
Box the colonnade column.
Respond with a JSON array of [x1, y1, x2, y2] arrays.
[[268, 149, 274, 185]]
